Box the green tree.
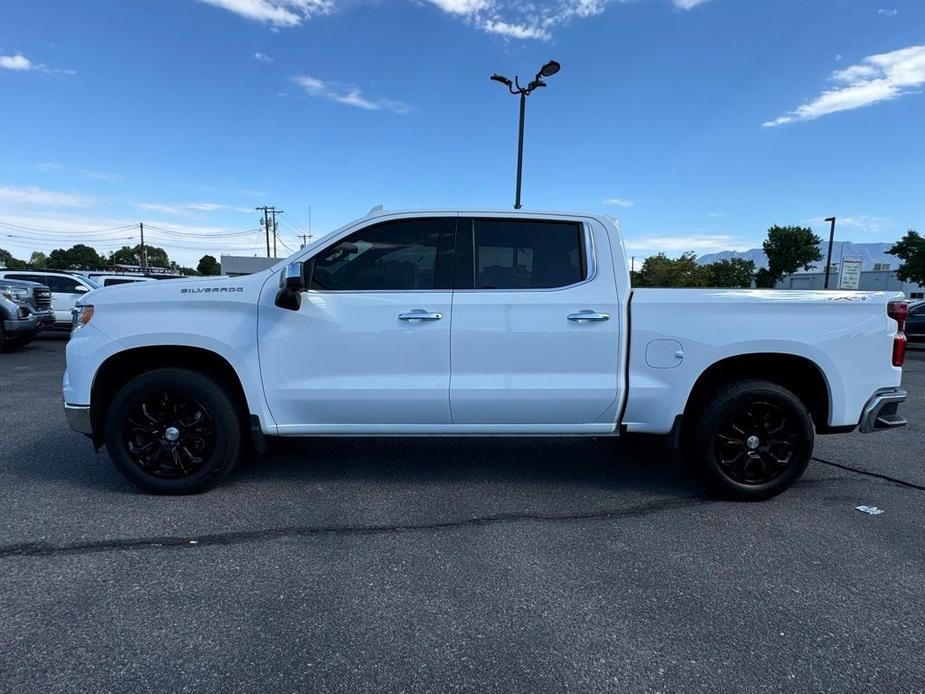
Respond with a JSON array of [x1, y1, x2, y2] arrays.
[[887, 230, 925, 285], [702, 258, 757, 288], [29, 251, 48, 268], [144, 245, 170, 268], [110, 245, 140, 265], [755, 225, 822, 288], [47, 244, 106, 270], [0, 248, 27, 269], [197, 254, 221, 276], [635, 252, 708, 287], [176, 266, 201, 276]]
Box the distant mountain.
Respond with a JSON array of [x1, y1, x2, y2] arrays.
[[698, 242, 897, 272]]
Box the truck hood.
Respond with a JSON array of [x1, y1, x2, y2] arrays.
[[80, 271, 273, 307]]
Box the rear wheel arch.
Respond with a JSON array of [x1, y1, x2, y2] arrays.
[[91, 346, 251, 446], [682, 353, 832, 434]]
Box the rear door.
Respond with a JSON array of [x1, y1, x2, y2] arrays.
[[449, 217, 622, 428]]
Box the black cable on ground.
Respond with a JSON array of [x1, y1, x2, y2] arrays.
[[813, 456, 925, 492]]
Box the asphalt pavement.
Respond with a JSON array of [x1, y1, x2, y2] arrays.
[[1, 335, 923, 693]]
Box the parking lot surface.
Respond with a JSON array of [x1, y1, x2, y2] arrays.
[[1, 336, 923, 693]]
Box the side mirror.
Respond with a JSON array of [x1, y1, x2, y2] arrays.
[[74, 285, 90, 293], [275, 260, 307, 310]]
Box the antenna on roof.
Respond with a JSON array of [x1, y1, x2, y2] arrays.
[[366, 205, 384, 216]]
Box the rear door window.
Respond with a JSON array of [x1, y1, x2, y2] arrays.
[[460, 219, 586, 289]]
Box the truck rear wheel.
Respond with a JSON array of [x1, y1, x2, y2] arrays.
[[104, 368, 243, 494], [684, 380, 814, 500]]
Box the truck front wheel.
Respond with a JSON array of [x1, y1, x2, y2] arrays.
[[684, 380, 814, 500], [104, 368, 243, 494]]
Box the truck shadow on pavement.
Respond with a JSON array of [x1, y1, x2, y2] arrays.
[[239, 435, 697, 496], [16, 431, 700, 499]]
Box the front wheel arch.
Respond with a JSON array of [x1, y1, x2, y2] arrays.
[[91, 346, 251, 448]]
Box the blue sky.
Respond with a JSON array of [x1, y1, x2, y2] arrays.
[[1, 0, 923, 265]]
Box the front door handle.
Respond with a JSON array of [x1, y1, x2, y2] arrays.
[[398, 310, 443, 321], [568, 310, 610, 322]]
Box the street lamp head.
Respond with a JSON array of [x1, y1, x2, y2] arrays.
[[538, 60, 560, 78], [490, 73, 513, 87], [825, 217, 836, 222], [527, 79, 546, 92]]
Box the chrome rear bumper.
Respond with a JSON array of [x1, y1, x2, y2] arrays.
[[859, 388, 908, 433]]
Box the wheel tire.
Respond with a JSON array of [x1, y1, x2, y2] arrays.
[[683, 379, 814, 501], [104, 368, 243, 494]]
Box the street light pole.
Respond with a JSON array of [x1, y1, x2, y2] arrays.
[[824, 216, 837, 289], [491, 60, 561, 210], [515, 90, 527, 210]]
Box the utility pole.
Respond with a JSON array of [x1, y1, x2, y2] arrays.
[[298, 234, 314, 248], [139, 222, 147, 271], [269, 208, 283, 258], [256, 206, 283, 258], [823, 217, 837, 289]]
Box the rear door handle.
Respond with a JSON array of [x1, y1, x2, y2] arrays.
[[398, 310, 443, 321], [568, 310, 610, 322]]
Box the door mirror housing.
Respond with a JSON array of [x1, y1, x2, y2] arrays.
[[275, 260, 309, 310]]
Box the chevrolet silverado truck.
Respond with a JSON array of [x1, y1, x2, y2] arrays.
[[63, 210, 909, 498], [1, 278, 54, 351]]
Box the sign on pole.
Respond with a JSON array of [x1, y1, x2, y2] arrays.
[[839, 257, 863, 290]]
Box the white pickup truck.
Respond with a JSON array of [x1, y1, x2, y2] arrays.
[[63, 210, 909, 498]]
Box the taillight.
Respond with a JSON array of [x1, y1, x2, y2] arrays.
[[887, 301, 909, 367]]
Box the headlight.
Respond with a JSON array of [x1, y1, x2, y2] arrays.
[[0, 285, 30, 302], [73, 305, 94, 331]]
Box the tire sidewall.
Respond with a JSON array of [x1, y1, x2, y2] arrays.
[[104, 369, 242, 494]]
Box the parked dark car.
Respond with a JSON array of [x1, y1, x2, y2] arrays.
[[0, 278, 55, 351], [906, 300, 925, 342]]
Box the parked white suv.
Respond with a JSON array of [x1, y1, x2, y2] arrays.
[[63, 210, 908, 498], [0, 270, 100, 329]]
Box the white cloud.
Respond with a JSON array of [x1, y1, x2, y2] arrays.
[[37, 162, 63, 172], [624, 234, 754, 253], [198, 0, 334, 26], [254, 51, 273, 62], [483, 19, 550, 40], [878, 8, 898, 17], [423, 0, 612, 41], [292, 75, 411, 113], [626, 234, 755, 253], [0, 54, 32, 71], [764, 44, 925, 126], [135, 201, 252, 215], [80, 170, 122, 183], [673, 0, 710, 8], [603, 197, 635, 208], [0, 185, 95, 208], [805, 215, 893, 234], [0, 53, 74, 75]]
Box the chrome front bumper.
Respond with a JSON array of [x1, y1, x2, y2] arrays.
[[64, 404, 93, 436], [859, 388, 908, 433]]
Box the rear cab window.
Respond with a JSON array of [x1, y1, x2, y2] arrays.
[[454, 218, 587, 290]]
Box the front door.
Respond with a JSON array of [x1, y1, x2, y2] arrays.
[[259, 217, 456, 433], [449, 217, 622, 428]]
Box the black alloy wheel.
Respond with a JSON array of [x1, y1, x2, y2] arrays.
[[123, 391, 216, 479], [712, 400, 799, 486]]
